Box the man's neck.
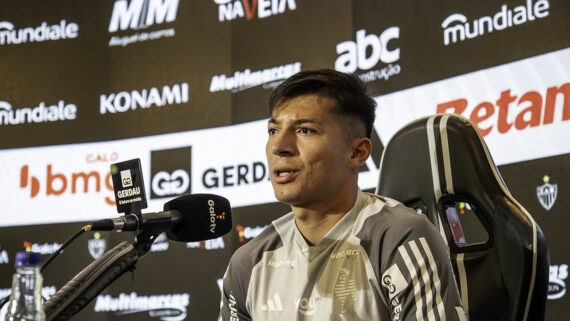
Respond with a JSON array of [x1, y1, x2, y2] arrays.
[[292, 189, 359, 246]]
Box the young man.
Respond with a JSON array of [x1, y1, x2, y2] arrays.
[[219, 69, 465, 321]]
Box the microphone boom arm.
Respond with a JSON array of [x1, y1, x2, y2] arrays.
[[43, 229, 159, 321]]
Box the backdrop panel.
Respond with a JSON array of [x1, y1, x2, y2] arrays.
[[1, 1, 568, 320]]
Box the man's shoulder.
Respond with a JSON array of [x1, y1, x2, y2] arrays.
[[357, 193, 437, 239], [361, 192, 427, 221], [357, 193, 450, 279], [229, 212, 294, 268]]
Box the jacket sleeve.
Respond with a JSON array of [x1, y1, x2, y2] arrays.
[[378, 207, 467, 321], [218, 248, 252, 321]]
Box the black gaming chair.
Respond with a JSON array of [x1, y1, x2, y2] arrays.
[[375, 114, 549, 321]]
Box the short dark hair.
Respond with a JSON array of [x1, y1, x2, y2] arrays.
[[268, 69, 377, 138]]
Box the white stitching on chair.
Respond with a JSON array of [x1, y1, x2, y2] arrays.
[[426, 116, 442, 201], [440, 114, 454, 194], [456, 253, 469, 320], [427, 116, 449, 248]]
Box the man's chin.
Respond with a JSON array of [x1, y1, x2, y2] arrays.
[[274, 191, 300, 206]]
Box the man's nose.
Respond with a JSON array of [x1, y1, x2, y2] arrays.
[[271, 130, 296, 156]]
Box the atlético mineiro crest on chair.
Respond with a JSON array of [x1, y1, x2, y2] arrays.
[[88, 232, 107, 259], [537, 175, 557, 211]]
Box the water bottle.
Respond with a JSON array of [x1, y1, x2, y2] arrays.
[[4, 251, 45, 321]]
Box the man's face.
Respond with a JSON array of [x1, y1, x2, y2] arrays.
[[266, 94, 355, 208]]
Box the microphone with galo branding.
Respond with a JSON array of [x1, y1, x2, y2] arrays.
[[87, 193, 232, 242], [44, 194, 232, 319], [42, 159, 233, 321], [97, 158, 232, 242]]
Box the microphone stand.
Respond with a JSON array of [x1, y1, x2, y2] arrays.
[[42, 228, 160, 321]]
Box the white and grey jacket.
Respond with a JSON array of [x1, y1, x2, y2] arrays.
[[219, 191, 466, 321]]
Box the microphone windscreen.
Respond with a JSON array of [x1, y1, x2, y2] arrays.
[[163, 194, 232, 242]]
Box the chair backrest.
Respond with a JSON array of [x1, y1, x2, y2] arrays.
[[376, 114, 549, 321]]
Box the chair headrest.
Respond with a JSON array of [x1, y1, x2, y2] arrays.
[[376, 114, 511, 225], [376, 113, 548, 321]]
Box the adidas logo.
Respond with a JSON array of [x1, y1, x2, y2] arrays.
[[261, 293, 283, 312]]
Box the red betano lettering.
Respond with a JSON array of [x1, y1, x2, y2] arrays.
[[437, 83, 569, 136]]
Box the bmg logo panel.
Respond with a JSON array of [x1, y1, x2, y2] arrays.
[[150, 146, 191, 199]]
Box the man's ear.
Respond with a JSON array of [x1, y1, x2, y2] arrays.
[[348, 137, 372, 168]]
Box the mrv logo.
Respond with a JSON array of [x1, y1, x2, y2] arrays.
[[150, 147, 191, 199], [94, 292, 190, 321], [0, 100, 77, 126], [441, 0, 550, 45], [100, 82, 188, 114], [549, 264, 568, 300], [335, 28, 401, 83], [109, 0, 179, 32], [215, 0, 296, 22], [108, 0, 179, 46], [0, 20, 78, 46]]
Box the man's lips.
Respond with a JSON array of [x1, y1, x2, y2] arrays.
[[273, 168, 299, 183]]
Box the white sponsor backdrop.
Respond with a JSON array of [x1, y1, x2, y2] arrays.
[[0, 119, 379, 227], [374, 47, 570, 166], [1, 48, 567, 227]]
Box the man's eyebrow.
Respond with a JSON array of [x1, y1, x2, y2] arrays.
[[293, 118, 321, 126], [268, 118, 321, 125]]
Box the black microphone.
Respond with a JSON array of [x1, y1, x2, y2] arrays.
[[89, 194, 232, 242]]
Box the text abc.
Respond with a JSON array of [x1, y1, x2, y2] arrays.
[[335, 27, 400, 73]]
